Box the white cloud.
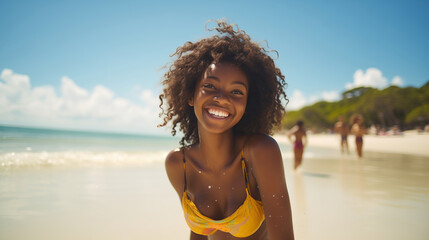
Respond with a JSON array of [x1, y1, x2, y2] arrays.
[[346, 68, 388, 89], [0, 68, 31, 106], [287, 90, 307, 110], [308, 95, 319, 104], [391, 76, 404, 86], [321, 91, 340, 102], [346, 68, 405, 89], [61, 76, 89, 100], [140, 89, 159, 110], [287, 89, 340, 110], [0, 68, 164, 135]]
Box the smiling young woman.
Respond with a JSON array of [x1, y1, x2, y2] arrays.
[[159, 20, 294, 240], [190, 63, 248, 135]]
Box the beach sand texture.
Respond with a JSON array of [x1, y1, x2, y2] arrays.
[[1, 130, 428, 240], [275, 131, 429, 157]]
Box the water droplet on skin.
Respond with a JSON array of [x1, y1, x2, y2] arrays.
[[215, 199, 218, 202], [273, 194, 276, 197], [218, 187, 221, 190], [198, 171, 202, 174], [281, 195, 284, 198], [207, 205, 210, 208], [208, 185, 212, 189], [268, 215, 272, 218]]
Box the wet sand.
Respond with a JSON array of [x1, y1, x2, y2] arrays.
[[0, 165, 189, 240], [287, 151, 429, 240], [1, 142, 428, 239], [277, 132, 429, 239]]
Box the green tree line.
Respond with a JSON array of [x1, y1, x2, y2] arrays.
[[282, 81, 429, 132]]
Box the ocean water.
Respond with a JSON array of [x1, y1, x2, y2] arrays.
[[0, 125, 338, 169], [0, 125, 181, 168]]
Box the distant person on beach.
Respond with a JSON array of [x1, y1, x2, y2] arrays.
[[334, 116, 350, 154], [288, 120, 307, 170], [159, 20, 294, 239], [350, 114, 366, 158]]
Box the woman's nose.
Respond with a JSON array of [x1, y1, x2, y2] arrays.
[[213, 91, 229, 103]]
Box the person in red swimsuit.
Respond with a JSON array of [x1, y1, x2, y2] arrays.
[[350, 114, 366, 158], [287, 120, 307, 171]]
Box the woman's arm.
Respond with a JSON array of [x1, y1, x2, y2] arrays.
[[165, 148, 186, 198], [287, 126, 297, 143], [248, 135, 295, 240], [166, 150, 208, 240], [361, 125, 368, 135], [303, 131, 308, 148]]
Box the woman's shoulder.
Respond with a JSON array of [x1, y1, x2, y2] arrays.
[[244, 134, 281, 158], [243, 134, 284, 178], [165, 148, 183, 167], [165, 148, 185, 196]]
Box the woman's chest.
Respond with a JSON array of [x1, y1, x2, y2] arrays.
[[186, 168, 248, 220]]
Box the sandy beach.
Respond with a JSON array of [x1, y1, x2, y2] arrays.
[[275, 131, 429, 157], [1, 127, 428, 240]]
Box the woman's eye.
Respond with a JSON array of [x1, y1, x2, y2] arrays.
[[202, 84, 215, 89], [231, 90, 244, 95]]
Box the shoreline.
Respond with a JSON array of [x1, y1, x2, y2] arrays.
[[274, 131, 429, 157]]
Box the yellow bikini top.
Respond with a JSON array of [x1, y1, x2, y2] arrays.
[[181, 148, 265, 237]]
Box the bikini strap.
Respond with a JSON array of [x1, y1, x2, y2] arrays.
[[182, 147, 187, 192], [241, 148, 251, 195]]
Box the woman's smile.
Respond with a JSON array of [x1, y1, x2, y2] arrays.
[[207, 108, 230, 119]]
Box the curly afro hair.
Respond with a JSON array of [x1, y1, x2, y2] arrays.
[[159, 20, 288, 146]]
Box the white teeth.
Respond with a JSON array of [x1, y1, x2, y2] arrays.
[[208, 109, 229, 118]]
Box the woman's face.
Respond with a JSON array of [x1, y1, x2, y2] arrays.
[[189, 62, 249, 134]]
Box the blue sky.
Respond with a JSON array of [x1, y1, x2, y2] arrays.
[[1, 0, 428, 135]]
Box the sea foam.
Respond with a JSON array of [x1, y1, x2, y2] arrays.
[[0, 151, 168, 169]]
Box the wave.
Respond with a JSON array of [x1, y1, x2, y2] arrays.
[[0, 149, 324, 170], [0, 150, 170, 169]]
